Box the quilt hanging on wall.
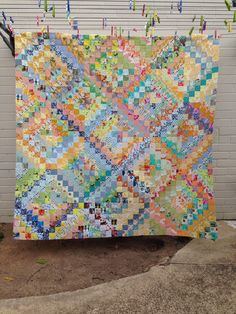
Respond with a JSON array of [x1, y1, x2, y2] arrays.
[[14, 33, 219, 240]]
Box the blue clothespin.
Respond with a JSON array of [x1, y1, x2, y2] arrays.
[[129, 0, 132, 10], [2, 11, 7, 21], [67, 0, 71, 17], [177, 0, 183, 14]]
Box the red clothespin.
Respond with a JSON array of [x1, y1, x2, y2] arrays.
[[36, 16, 39, 26], [142, 4, 145, 16]]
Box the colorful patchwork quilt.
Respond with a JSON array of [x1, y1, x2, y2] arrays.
[[14, 33, 219, 240]]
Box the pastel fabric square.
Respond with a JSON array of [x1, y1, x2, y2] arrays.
[[13, 33, 219, 240]]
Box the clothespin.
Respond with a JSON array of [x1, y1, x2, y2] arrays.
[[146, 6, 150, 18], [170, 1, 174, 14], [142, 4, 145, 16], [67, 0, 71, 18], [189, 26, 194, 36], [228, 21, 232, 32], [145, 22, 148, 36], [111, 26, 114, 36], [68, 15, 72, 26], [36, 16, 39, 26], [41, 13, 46, 22], [44, 0, 48, 12], [150, 27, 154, 38], [128, 30, 130, 39], [72, 18, 78, 30], [157, 16, 160, 24], [41, 26, 46, 33], [214, 29, 218, 39], [233, 11, 236, 23], [152, 17, 155, 27], [2, 11, 7, 21], [38, 0, 41, 8], [119, 26, 122, 37], [192, 15, 196, 23], [154, 10, 157, 22], [224, 19, 228, 27], [129, 0, 132, 10], [203, 20, 207, 31], [177, 0, 183, 14], [133, 0, 136, 11], [7, 24, 14, 36], [225, 0, 231, 11], [52, 4, 56, 18], [114, 26, 117, 37], [174, 30, 178, 40], [103, 18, 107, 29], [200, 15, 204, 27], [47, 24, 50, 37]]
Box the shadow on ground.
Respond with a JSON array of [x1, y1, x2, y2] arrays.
[[0, 223, 189, 299]]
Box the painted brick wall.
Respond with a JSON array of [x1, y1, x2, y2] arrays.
[[0, 0, 236, 221]]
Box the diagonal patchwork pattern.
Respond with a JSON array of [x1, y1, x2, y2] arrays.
[[14, 33, 219, 240]]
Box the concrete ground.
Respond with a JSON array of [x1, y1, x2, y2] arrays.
[[0, 221, 235, 314]]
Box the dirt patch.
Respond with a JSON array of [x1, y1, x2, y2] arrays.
[[0, 223, 190, 299]]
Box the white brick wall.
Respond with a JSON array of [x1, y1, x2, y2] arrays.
[[0, 0, 236, 221]]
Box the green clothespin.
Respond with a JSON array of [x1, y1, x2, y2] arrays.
[[52, 3, 55, 18], [225, 0, 231, 11], [233, 11, 236, 23], [44, 0, 48, 12], [189, 26, 194, 36], [200, 15, 204, 27], [224, 19, 228, 26], [154, 10, 158, 21], [146, 6, 150, 18], [157, 16, 160, 24], [119, 26, 122, 37], [133, 0, 136, 11], [145, 22, 149, 36]]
